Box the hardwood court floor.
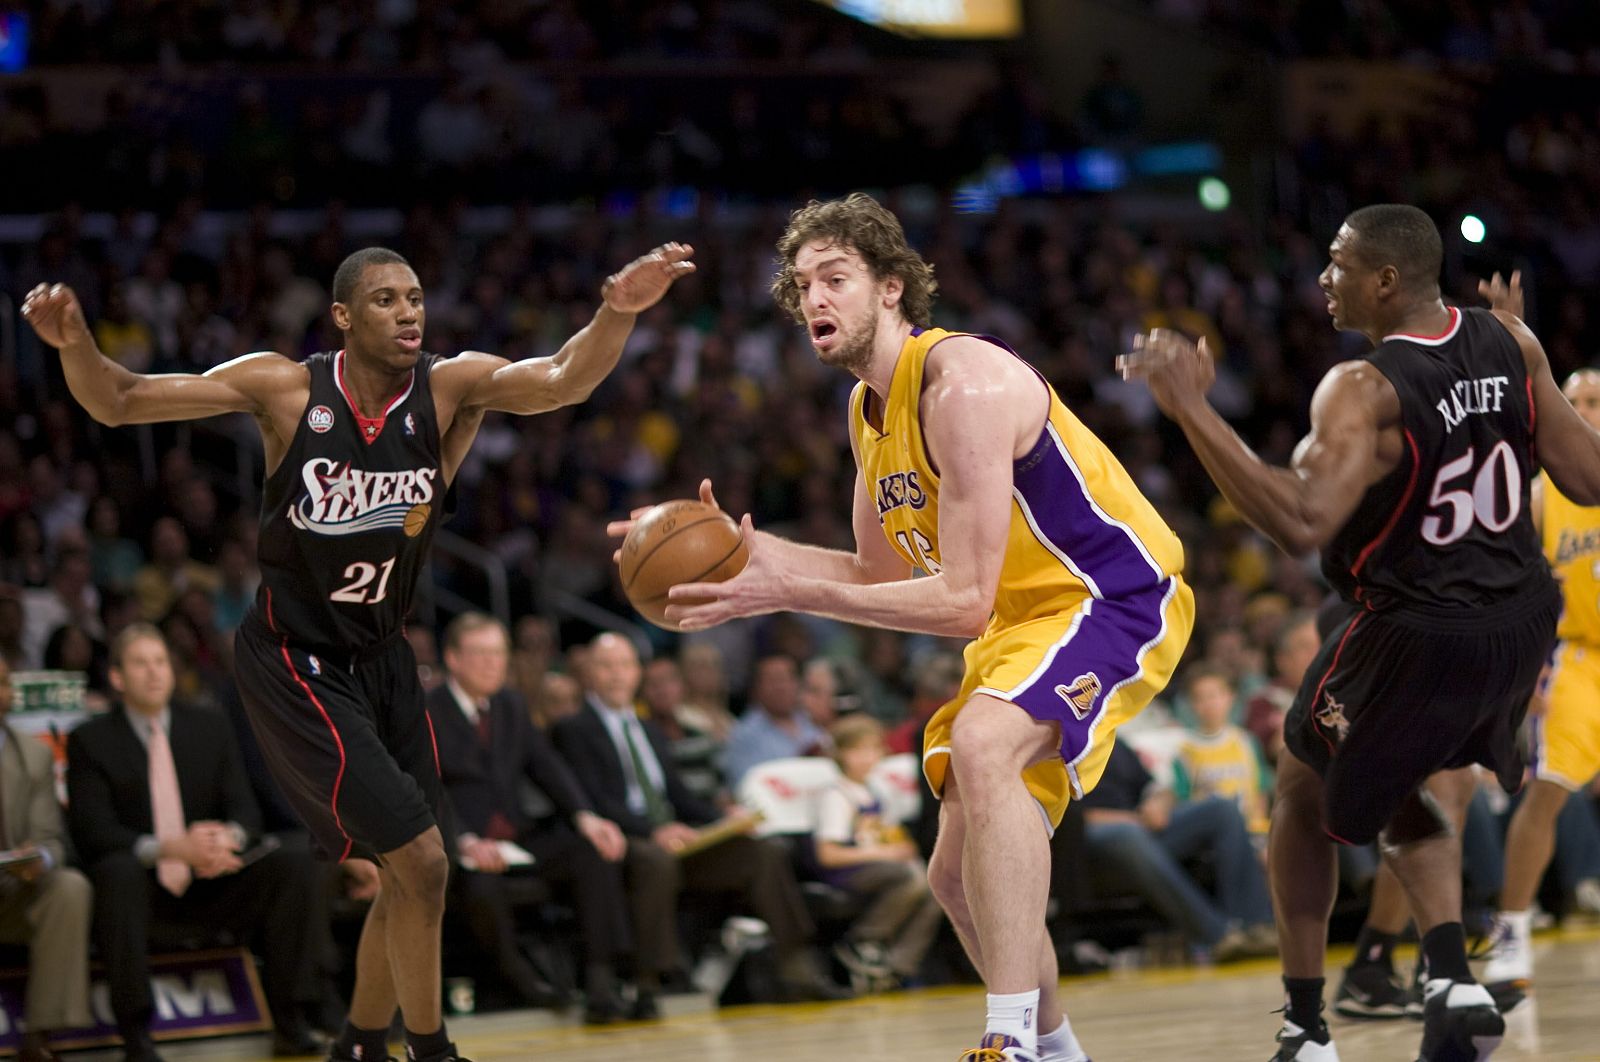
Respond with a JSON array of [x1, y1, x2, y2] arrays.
[[81, 925, 1600, 1061]]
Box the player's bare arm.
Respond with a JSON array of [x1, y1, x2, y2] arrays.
[[1494, 309, 1600, 505], [21, 282, 309, 469], [430, 243, 694, 480], [1128, 328, 1397, 555], [666, 336, 1032, 635]]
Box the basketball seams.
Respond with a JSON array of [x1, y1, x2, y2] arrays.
[[637, 532, 748, 603], [621, 511, 733, 592]]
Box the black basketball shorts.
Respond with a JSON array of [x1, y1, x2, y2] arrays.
[[1285, 584, 1559, 846], [234, 611, 441, 862]]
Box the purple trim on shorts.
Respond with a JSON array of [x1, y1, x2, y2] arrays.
[[1012, 422, 1163, 600], [990, 578, 1174, 792]]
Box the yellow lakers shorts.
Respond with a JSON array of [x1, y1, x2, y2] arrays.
[[923, 576, 1193, 828], [1533, 640, 1600, 790]]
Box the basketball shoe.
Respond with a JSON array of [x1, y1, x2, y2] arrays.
[[958, 1033, 1040, 1062], [1480, 912, 1531, 1014], [1333, 961, 1411, 1020], [1272, 1014, 1339, 1060], [1416, 979, 1503, 1062]]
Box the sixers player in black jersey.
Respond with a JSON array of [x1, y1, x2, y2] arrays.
[[21, 241, 695, 1062], [1123, 205, 1600, 1062]]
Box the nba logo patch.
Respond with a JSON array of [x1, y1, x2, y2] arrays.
[[404, 412, 416, 436], [309, 655, 322, 676], [1054, 672, 1102, 720], [307, 405, 335, 434]]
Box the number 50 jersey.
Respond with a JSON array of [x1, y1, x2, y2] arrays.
[[1324, 306, 1554, 613], [255, 350, 444, 653]]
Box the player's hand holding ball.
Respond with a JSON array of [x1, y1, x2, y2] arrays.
[[615, 478, 752, 631]]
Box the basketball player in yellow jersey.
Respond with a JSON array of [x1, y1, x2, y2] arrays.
[[632, 194, 1194, 1062], [1483, 368, 1600, 994]]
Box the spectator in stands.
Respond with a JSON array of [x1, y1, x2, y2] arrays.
[[65, 624, 324, 1061], [722, 654, 827, 788], [1244, 610, 1319, 765], [887, 651, 963, 756], [0, 655, 94, 1062], [555, 633, 850, 1005], [210, 537, 258, 636], [1079, 741, 1276, 962], [799, 657, 842, 732], [131, 517, 218, 624], [814, 715, 943, 990], [535, 670, 584, 727], [0, 512, 50, 590], [87, 496, 143, 596], [678, 641, 737, 742], [0, 594, 25, 670], [429, 613, 635, 1022], [1173, 665, 1271, 843], [640, 655, 727, 807], [20, 547, 102, 669]]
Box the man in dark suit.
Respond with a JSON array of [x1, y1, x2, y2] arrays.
[[65, 624, 324, 1062], [553, 633, 849, 1006], [0, 655, 93, 1062], [430, 613, 634, 1022]]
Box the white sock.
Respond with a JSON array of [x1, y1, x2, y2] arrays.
[[1501, 908, 1533, 941], [1036, 1015, 1087, 1062], [985, 990, 1041, 1053]]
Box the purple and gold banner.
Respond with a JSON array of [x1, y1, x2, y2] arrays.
[[0, 948, 270, 1054]]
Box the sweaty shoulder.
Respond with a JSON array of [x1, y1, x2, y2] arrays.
[[1320, 358, 1400, 426], [921, 333, 1048, 458]]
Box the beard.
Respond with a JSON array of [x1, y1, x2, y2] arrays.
[[816, 305, 879, 374]]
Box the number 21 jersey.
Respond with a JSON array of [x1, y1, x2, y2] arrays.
[[1324, 306, 1553, 612], [255, 350, 444, 652]]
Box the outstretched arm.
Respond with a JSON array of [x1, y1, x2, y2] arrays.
[[434, 244, 695, 418], [22, 283, 280, 426], [1124, 329, 1389, 556], [1494, 309, 1600, 505]]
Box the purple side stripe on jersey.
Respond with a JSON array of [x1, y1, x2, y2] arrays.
[[1011, 421, 1163, 600]]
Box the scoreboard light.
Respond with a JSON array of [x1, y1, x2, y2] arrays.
[[811, 0, 1022, 38]]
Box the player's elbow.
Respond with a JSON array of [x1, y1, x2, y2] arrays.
[[941, 588, 991, 638]]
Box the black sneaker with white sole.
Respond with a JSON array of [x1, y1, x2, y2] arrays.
[[1272, 1014, 1340, 1061], [1334, 962, 1410, 1020], [1416, 979, 1504, 1062]]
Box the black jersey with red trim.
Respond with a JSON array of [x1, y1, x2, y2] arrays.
[[253, 350, 444, 652], [1322, 306, 1553, 613]]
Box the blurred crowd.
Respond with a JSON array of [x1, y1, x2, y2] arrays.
[[3, 1, 1600, 1053]]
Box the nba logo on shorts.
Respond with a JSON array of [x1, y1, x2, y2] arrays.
[[1055, 672, 1102, 720], [307, 405, 335, 434], [309, 655, 322, 676], [1023, 1005, 1034, 1030], [404, 412, 416, 436]]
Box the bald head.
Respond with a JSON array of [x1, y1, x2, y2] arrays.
[[1564, 369, 1600, 431], [585, 632, 642, 709]]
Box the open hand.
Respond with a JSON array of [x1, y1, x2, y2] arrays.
[[601, 243, 697, 314], [608, 478, 719, 563], [1478, 270, 1523, 318], [20, 283, 91, 349], [663, 513, 779, 630], [1118, 328, 1215, 419], [576, 811, 627, 863]]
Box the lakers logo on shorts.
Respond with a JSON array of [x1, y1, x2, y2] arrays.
[[1055, 672, 1102, 719]]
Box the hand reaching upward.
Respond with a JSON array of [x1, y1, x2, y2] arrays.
[[601, 243, 697, 314]]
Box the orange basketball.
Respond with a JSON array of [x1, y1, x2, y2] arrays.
[[619, 500, 749, 631]]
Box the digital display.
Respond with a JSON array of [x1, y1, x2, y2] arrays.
[[0, 12, 28, 73], [811, 0, 1022, 38]]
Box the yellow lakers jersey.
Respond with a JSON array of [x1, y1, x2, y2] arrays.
[[1175, 726, 1270, 834], [850, 327, 1185, 628], [1543, 473, 1600, 646]]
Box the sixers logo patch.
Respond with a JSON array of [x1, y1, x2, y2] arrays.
[[307, 405, 335, 433]]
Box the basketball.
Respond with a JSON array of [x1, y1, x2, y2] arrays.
[[619, 499, 749, 631]]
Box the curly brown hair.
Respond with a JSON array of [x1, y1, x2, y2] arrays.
[[771, 193, 938, 328]]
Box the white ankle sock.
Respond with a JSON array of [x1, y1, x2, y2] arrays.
[[1036, 1015, 1087, 1061], [985, 990, 1041, 1052], [1501, 909, 1532, 940]]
